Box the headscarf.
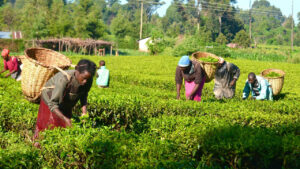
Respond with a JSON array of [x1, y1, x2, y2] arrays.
[[178, 55, 190, 67], [1, 49, 9, 57]]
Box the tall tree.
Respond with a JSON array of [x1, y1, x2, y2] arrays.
[[21, 0, 49, 39]]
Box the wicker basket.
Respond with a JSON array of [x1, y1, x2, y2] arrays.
[[21, 48, 72, 103], [192, 52, 220, 83], [261, 69, 285, 96]]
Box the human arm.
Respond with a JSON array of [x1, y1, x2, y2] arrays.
[[187, 83, 200, 100], [242, 81, 250, 100], [0, 69, 7, 74], [230, 63, 240, 87], [0, 61, 8, 74], [80, 78, 93, 115], [4, 69, 17, 78], [176, 83, 182, 99], [175, 66, 183, 100], [52, 108, 72, 126], [187, 63, 203, 99]]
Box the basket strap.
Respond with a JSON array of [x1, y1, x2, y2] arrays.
[[51, 66, 71, 81], [40, 85, 55, 91]]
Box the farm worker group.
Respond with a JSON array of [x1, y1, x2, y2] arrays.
[[175, 55, 272, 101], [0, 49, 22, 81], [34, 59, 97, 139]]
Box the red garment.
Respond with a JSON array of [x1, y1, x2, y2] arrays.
[[4, 57, 19, 73], [34, 99, 71, 139]]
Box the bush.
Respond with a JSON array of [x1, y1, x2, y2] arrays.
[[0, 39, 25, 52], [147, 30, 166, 55], [287, 53, 300, 64], [233, 30, 251, 48], [216, 33, 228, 45]]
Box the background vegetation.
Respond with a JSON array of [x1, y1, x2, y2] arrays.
[[0, 54, 299, 168], [0, 0, 299, 51]]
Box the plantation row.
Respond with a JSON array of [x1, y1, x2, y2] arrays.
[[0, 55, 299, 168]]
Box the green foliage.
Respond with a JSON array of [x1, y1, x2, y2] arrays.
[[0, 54, 299, 168], [233, 30, 251, 48], [0, 39, 25, 52], [216, 33, 228, 45], [147, 30, 166, 55], [198, 56, 219, 63], [265, 72, 280, 77]]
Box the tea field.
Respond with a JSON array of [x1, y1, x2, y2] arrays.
[[0, 55, 299, 168]]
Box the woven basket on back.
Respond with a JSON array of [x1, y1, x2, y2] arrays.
[[261, 69, 285, 96], [21, 48, 72, 103], [192, 52, 220, 83]]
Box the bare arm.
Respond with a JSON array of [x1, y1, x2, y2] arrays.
[[52, 108, 72, 127], [188, 83, 200, 100], [0, 69, 7, 74], [81, 105, 87, 116], [5, 70, 17, 78], [176, 83, 182, 99]]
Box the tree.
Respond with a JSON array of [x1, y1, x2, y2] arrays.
[[233, 30, 251, 48], [147, 29, 166, 55], [0, 3, 16, 31], [48, 0, 71, 37], [21, 0, 49, 39], [216, 33, 228, 45]]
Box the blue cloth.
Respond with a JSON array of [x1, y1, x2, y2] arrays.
[[242, 76, 273, 101], [178, 55, 190, 67], [96, 66, 109, 87]]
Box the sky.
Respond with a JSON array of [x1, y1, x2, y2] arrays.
[[121, 0, 299, 24]]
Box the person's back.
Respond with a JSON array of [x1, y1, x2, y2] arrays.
[[96, 60, 109, 87]]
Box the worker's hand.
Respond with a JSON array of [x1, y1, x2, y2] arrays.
[[4, 74, 10, 78], [186, 94, 193, 100], [176, 94, 180, 100], [230, 79, 236, 87], [250, 97, 256, 100], [64, 117, 72, 127]]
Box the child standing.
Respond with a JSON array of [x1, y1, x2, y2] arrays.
[[96, 60, 109, 88]]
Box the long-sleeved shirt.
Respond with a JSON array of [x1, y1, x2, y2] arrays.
[[242, 76, 273, 101], [96, 66, 109, 86], [175, 60, 204, 84], [41, 70, 93, 117], [4, 56, 20, 73], [214, 61, 240, 99]]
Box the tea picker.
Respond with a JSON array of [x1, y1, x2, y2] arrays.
[[242, 72, 273, 101], [34, 59, 96, 139], [214, 57, 240, 99], [175, 55, 206, 102], [0, 49, 22, 81]]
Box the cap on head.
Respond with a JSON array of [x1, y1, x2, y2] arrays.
[[178, 55, 190, 67], [1, 49, 9, 57]]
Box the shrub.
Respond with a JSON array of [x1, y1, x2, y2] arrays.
[[147, 30, 166, 55], [233, 30, 251, 48]]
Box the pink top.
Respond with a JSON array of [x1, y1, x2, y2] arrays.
[[4, 57, 19, 73]]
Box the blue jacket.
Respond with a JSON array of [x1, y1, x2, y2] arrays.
[[243, 76, 273, 101]]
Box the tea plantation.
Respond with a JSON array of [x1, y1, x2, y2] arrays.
[[0, 55, 299, 168]]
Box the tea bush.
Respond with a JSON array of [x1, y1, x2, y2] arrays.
[[0, 54, 299, 168]]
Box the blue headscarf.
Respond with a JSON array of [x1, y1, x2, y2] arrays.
[[178, 55, 190, 67]]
